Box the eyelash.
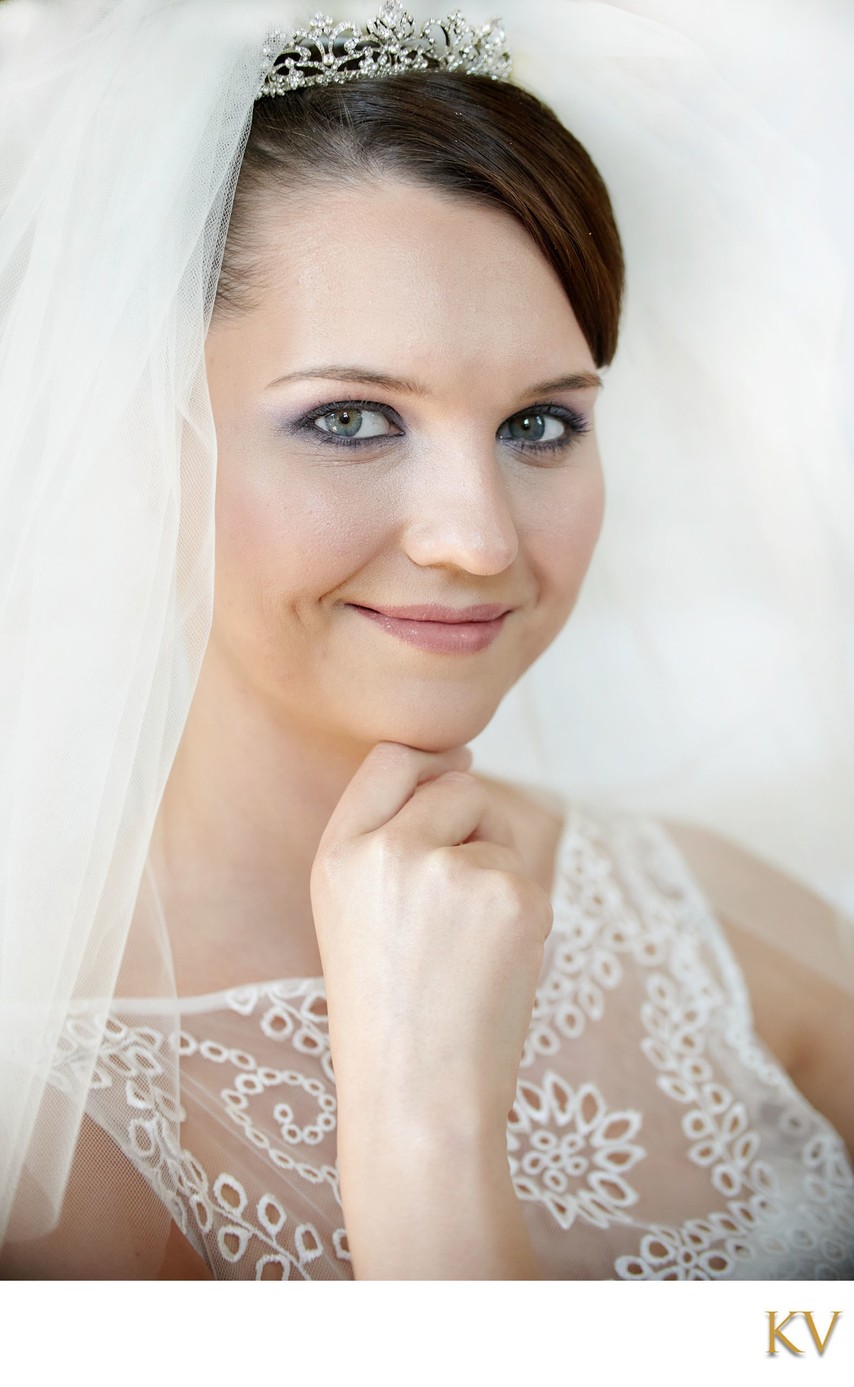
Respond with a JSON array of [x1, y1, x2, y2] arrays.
[[287, 398, 591, 458]]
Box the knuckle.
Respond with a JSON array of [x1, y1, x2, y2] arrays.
[[486, 871, 553, 937], [485, 869, 529, 918], [366, 823, 409, 866], [493, 842, 526, 874], [428, 842, 464, 882], [525, 883, 554, 938], [540, 896, 555, 941]]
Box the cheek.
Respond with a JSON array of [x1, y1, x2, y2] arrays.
[[525, 462, 605, 604], [212, 463, 395, 607]]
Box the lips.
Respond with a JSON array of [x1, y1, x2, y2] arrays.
[[356, 602, 512, 623], [346, 601, 513, 654]]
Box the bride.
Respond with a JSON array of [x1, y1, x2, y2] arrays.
[[1, 0, 852, 1280]]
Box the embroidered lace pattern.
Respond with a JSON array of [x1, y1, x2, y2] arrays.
[[50, 802, 854, 1279]]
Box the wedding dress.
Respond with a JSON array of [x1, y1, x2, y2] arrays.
[[47, 799, 854, 1280]]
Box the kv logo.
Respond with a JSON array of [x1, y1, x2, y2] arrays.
[[766, 1311, 842, 1357]]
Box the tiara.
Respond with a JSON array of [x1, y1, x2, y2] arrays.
[[256, 3, 512, 98]]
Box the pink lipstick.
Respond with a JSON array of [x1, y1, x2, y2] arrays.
[[346, 602, 511, 654]]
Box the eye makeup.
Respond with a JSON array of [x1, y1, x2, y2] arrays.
[[279, 398, 592, 458]]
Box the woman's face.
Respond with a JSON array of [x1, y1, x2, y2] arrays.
[[204, 177, 605, 754]]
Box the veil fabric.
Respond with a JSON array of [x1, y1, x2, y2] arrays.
[[0, 0, 852, 1252]]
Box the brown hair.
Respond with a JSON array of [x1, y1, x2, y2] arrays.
[[214, 72, 625, 368]]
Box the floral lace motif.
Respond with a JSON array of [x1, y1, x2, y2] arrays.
[[507, 1073, 645, 1231], [52, 802, 854, 1278]]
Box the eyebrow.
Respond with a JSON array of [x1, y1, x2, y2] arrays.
[[266, 365, 604, 395]]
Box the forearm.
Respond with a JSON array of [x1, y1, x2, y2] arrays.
[[336, 1103, 540, 1280]]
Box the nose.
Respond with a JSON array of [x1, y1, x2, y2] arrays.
[[400, 446, 519, 576]]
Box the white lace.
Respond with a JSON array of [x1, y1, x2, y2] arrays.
[[50, 803, 854, 1279]]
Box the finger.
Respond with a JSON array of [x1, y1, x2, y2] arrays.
[[440, 834, 526, 876], [321, 741, 473, 842], [442, 840, 555, 944], [393, 771, 518, 853]]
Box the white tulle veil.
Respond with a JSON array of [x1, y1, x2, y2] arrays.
[[1, 0, 852, 1250]]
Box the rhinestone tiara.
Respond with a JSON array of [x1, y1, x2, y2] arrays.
[[256, 3, 512, 98]]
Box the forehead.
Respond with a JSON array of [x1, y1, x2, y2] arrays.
[[238, 177, 592, 390]]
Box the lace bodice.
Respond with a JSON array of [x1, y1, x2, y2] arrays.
[[52, 801, 854, 1279]]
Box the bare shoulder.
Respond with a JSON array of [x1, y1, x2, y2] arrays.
[[661, 817, 854, 1160]]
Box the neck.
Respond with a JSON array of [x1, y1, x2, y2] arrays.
[[148, 642, 375, 991]]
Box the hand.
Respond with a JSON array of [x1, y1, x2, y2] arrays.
[[309, 740, 552, 1278], [309, 741, 554, 1147]]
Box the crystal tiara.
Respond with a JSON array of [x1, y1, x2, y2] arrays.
[[256, 3, 512, 98]]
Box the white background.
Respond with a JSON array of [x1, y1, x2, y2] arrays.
[[600, 0, 854, 453]]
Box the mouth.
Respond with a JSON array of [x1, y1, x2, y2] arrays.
[[345, 602, 513, 654]]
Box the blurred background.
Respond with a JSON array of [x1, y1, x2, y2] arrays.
[[600, 0, 854, 454]]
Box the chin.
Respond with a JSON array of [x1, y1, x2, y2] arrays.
[[347, 694, 502, 757]]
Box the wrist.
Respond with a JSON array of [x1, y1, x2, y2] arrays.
[[335, 1083, 509, 1173], [334, 1100, 536, 1280]]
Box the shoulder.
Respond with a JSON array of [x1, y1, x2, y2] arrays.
[[659, 816, 854, 1160], [657, 816, 854, 997]]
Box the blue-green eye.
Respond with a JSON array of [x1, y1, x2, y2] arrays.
[[313, 406, 398, 440], [289, 398, 589, 455], [497, 408, 587, 449]]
